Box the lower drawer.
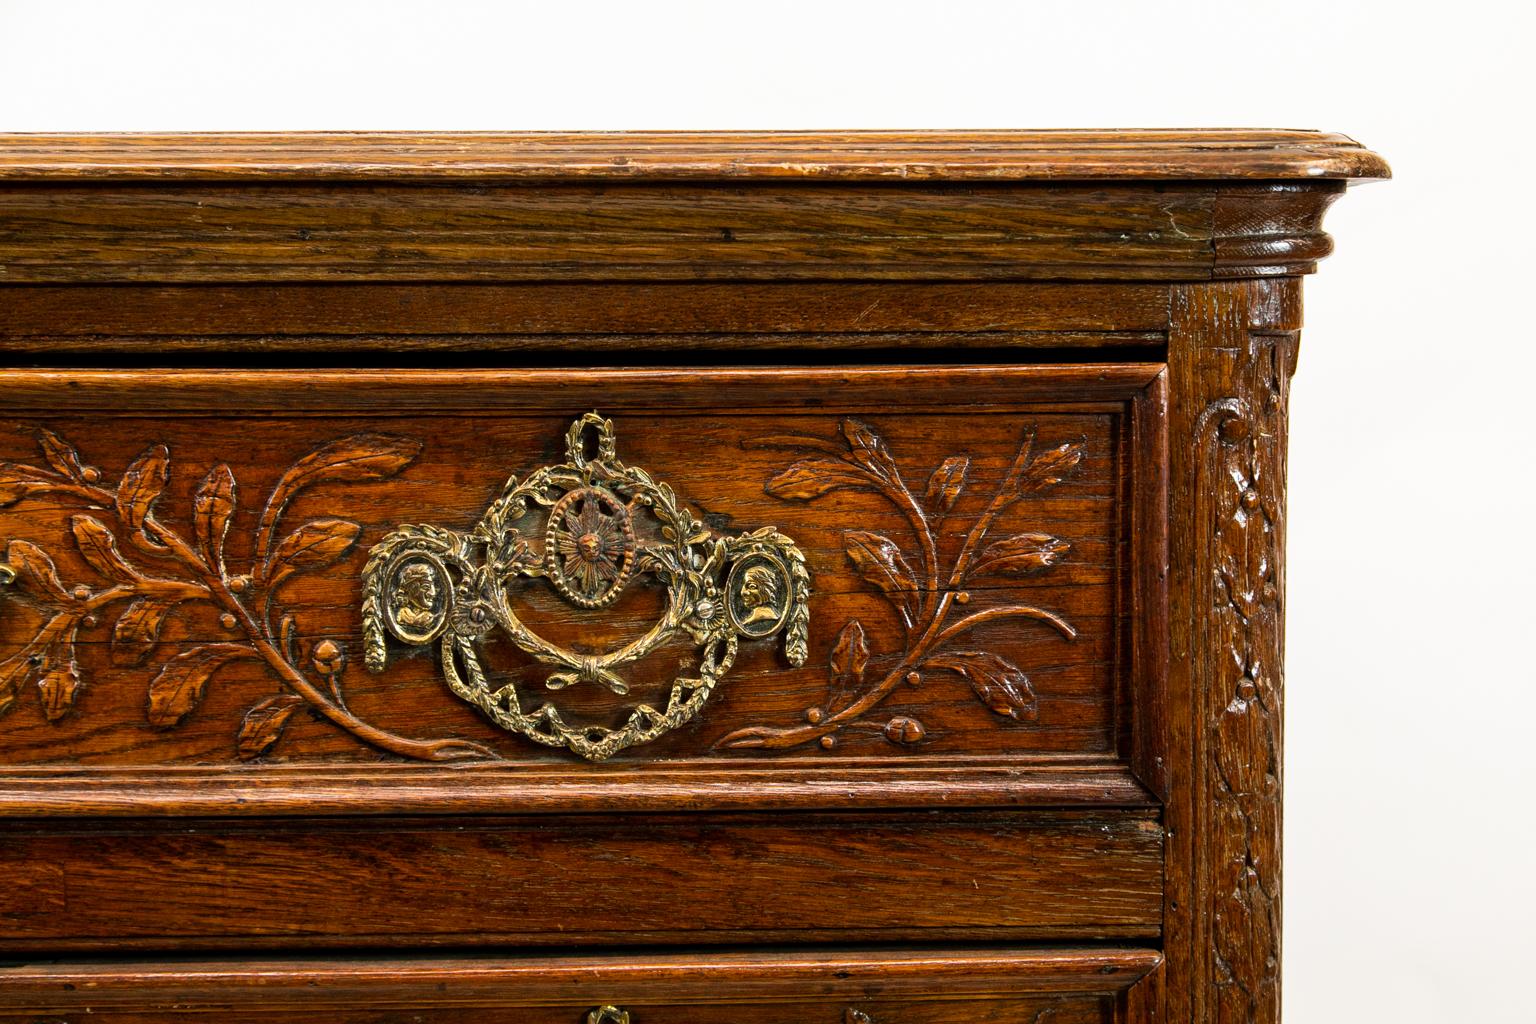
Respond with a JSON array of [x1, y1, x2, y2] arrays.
[[0, 948, 1163, 1023], [0, 810, 1161, 951]]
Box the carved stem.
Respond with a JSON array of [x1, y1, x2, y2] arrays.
[[884, 473, 941, 630], [946, 430, 1034, 590], [931, 603, 1077, 647], [744, 598, 1072, 749]]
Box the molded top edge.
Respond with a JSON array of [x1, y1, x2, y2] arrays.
[[0, 129, 1390, 182]]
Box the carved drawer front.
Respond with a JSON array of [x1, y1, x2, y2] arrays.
[[0, 948, 1163, 1023], [0, 364, 1166, 950], [0, 365, 1165, 785]]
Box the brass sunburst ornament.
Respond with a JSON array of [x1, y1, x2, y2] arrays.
[[544, 486, 636, 608]]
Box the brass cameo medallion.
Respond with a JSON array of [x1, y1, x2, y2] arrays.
[[383, 554, 450, 644], [727, 553, 791, 639], [362, 413, 810, 760]]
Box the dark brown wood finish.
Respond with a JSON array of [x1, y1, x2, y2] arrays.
[[0, 810, 1162, 950], [0, 948, 1161, 1020], [0, 130, 1385, 1024], [0, 366, 1162, 786]]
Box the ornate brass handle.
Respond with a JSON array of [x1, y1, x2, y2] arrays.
[[587, 1008, 630, 1024], [362, 413, 811, 760]]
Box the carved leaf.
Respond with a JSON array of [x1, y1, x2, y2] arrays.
[[924, 455, 969, 512], [1016, 441, 1085, 493], [0, 648, 34, 717], [843, 531, 919, 624], [926, 651, 1039, 721], [114, 444, 170, 538], [236, 694, 306, 760], [37, 429, 84, 480], [111, 598, 178, 667], [0, 613, 81, 718], [764, 458, 870, 501], [266, 518, 362, 589], [146, 643, 256, 727], [70, 515, 141, 583], [840, 419, 899, 482], [257, 434, 419, 568], [970, 532, 1070, 578], [37, 662, 82, 721], [193, 464, 238, 572], [4, 539, 74, 605], [714, 725, 782, 749], [271, 433, 421, 496], [828, 619, 869, 711]]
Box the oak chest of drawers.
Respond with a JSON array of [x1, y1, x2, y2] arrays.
[[0, 131, 1386, 1023]]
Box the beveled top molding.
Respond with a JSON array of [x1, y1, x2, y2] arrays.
[[0, 129, 1389, 181], [0, 131, 1386, 284]]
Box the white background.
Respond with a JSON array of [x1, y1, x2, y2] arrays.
[[1, 2, 1530, 1020]]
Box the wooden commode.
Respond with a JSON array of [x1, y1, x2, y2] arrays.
[[0, 130, 1388, 1023]]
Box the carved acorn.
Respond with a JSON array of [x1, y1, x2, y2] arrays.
[[310, 639, 346, 678]]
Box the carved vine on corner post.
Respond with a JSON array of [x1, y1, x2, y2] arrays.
[[0, 429, 495, 762], [1196, 333, 1290, 1024], [716, 418, 1085, 753]]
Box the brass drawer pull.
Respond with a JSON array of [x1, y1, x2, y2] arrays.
[[363, 413, 811, 760], [588, 1008, 630, 1024]]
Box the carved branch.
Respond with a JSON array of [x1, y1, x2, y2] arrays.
[[0, 430, 497, 761], [722, 419, 1084, 752]]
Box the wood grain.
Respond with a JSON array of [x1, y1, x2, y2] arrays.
[[0, 281, 1173, 340], [0, 181, 1346, 284], [0, 947, 1160, 1016], [0, 130, 1391, 180], [1166, 283, 1291, 1024], [0, 132, 1386, 285], [0, 811, 1163, 951]]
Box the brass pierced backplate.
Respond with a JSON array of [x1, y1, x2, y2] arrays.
[[362, 413, 810, 760]]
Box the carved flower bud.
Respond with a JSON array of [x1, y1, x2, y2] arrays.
[[311, 639, 345, 677], [883, 716, 926, 745]]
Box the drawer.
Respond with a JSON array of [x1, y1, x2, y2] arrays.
[[0, 810, 1161, 951], [0, 948, 1163, 1023], [0, 364, 1166, 949], [0, 365, 1165, 786]]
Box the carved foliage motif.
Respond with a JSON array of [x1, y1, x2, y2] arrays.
[[717, 419, 1085, 752], [0, 416, 1087, 765], [0, 430, 493, 761], [1196, 334, 1291, 1024]]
